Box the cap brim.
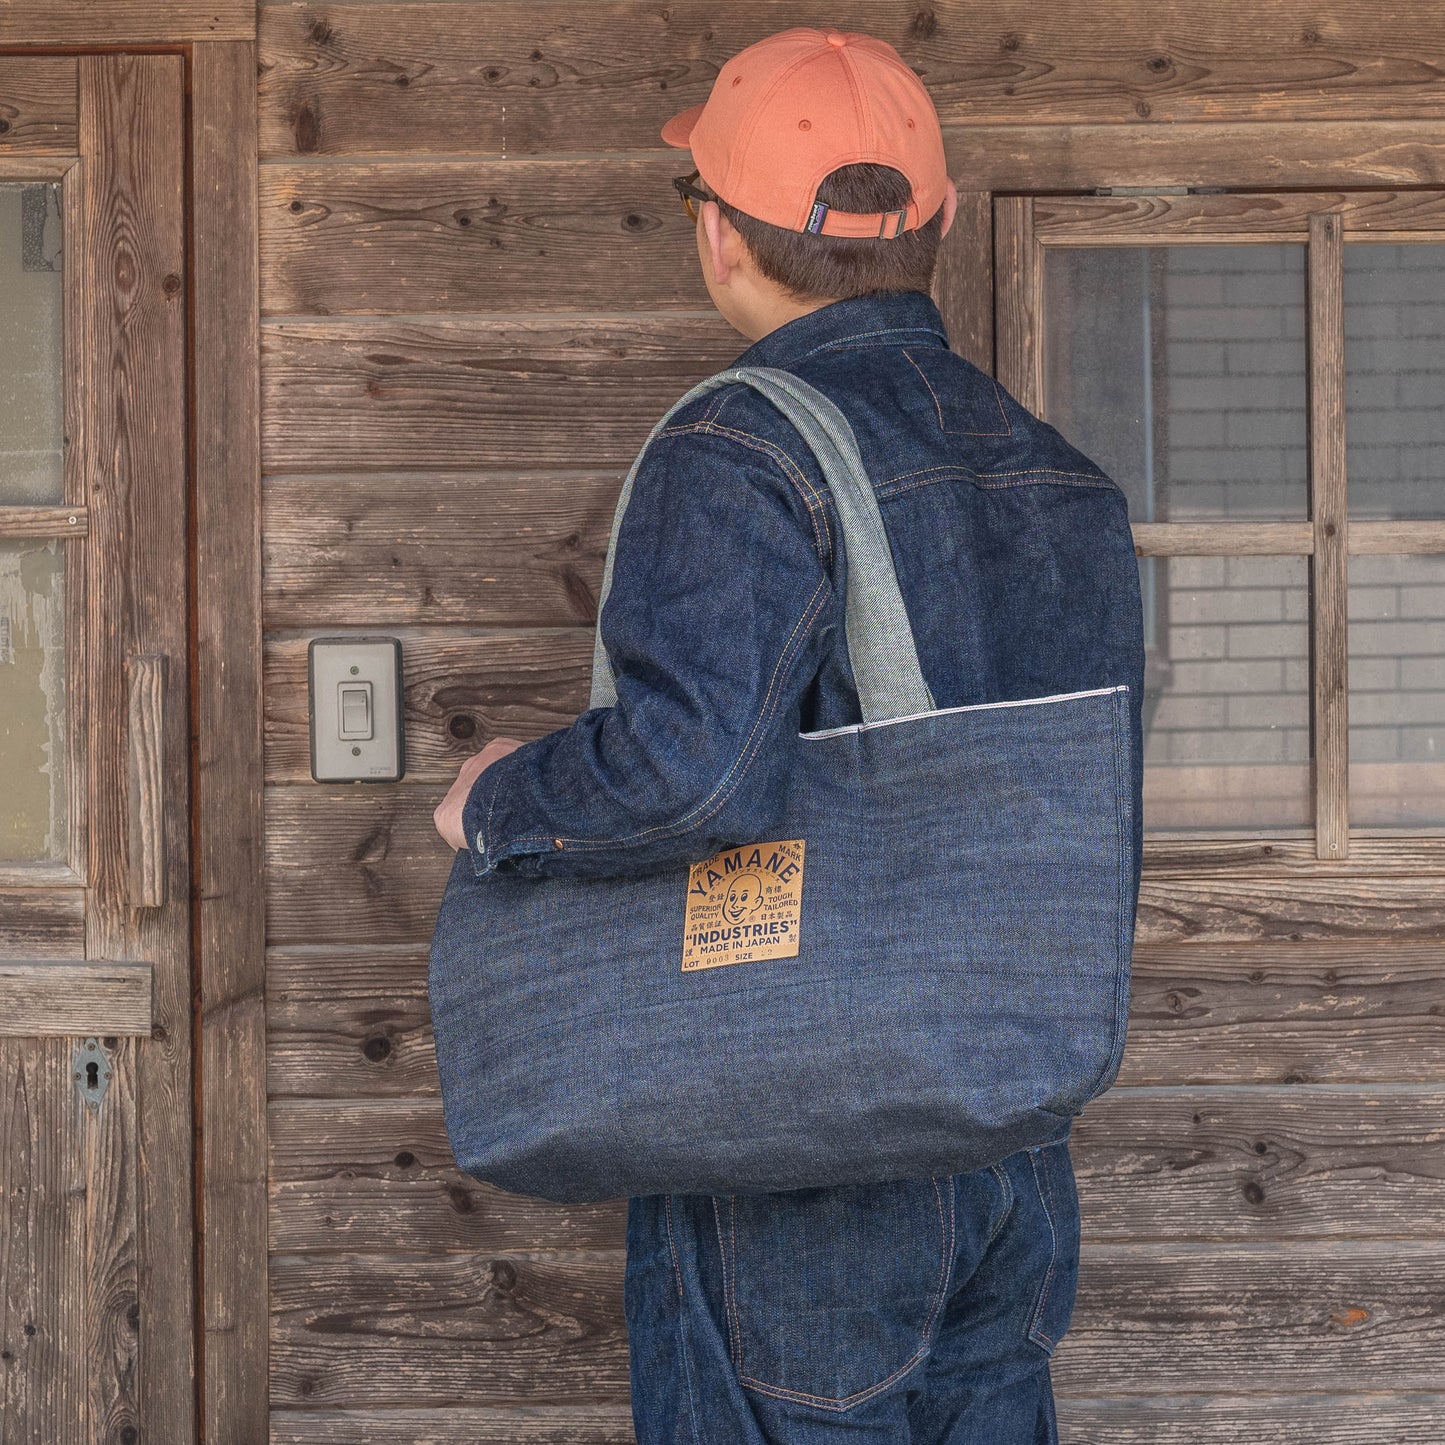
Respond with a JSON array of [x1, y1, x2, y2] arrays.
[[660, 101, 705, 148]]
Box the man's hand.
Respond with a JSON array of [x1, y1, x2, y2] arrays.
[[433, 736, 525, 851]]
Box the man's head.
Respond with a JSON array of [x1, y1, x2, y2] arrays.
[[661, 27, 958, 338]]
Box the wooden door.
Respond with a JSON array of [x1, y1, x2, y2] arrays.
[[0, 54, 193, 1440]]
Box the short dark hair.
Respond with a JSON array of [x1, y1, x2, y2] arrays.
[[711, 161, 944, 304]]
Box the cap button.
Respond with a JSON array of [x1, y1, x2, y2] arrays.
[[825, 30, 847, 47]]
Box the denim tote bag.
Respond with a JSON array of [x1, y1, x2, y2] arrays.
[[428, 364, 1138, 1203]]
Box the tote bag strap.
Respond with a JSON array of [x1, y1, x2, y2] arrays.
[[588, 364, 935, 725]]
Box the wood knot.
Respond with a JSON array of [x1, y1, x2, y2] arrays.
[[489, 1259, 518, 1291], [362, 1035, 392, 1062], [909, 9, 938, 40]]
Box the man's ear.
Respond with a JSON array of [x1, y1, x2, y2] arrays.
[[701, 199, 744, 286], [938, 178, 959, 240]]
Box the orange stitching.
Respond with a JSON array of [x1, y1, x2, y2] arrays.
[[664, 1196, 684, 1301], [735, 1181, 952, 1412], [665, 416, 835, 565]]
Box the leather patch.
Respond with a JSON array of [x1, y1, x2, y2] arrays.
[[681, 838, 806, 972]]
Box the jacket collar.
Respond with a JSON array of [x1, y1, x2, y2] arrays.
[[731, 288, 951, 371]]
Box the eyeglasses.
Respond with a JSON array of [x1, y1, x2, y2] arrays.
[[672, 169, 715, 221]]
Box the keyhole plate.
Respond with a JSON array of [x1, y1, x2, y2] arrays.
[[72, 1037, 113, 1110]]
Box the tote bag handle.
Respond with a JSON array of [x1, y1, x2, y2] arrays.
[[588, 364, 935, 725]]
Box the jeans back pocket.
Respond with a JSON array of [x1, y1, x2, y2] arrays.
[[715, 1176, 953, 1411]]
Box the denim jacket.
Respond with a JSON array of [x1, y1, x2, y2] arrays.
[[463, 287, 1144, 885]]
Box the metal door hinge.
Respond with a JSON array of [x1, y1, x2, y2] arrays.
[[72, 1037, 113, 1110]]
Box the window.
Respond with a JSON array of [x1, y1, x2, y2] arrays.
[[997, 193, 1445, 859]]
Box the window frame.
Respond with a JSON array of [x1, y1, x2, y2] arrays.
[[994, 189, 1445, 867]]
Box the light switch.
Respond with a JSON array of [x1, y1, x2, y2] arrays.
[[308, 638, 405, 782], [338, 681, 373, 739]]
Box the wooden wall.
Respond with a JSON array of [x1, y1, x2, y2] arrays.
[[256, 4, 1445, 1440]]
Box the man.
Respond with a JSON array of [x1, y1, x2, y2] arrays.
[[434, 25, 1144, 1443]]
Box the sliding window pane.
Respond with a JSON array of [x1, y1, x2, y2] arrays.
[[1044, 245, 1308, 521], [1344, 243, 1445, 519], [1142, 554, 1311, 831], [0, 538, 67, 862], [1348, 554, 1445, 828], [0, 183, 64, 504]]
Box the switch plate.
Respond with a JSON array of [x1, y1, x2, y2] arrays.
[[308, 637, 405, 782]]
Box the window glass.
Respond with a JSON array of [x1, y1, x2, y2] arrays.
[[0, 538, 67, 863], [1344, 243, 1445, 519], [1141, 554, 1311, 831], [1044, 244, 1308, 521], [1348, 554, 1445, 828], [0, 183, 64, 505]]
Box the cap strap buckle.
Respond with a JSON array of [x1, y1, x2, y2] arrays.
[[879, 207, 908, 239]]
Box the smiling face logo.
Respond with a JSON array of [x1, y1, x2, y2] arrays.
[[722, 871, 764, 925]]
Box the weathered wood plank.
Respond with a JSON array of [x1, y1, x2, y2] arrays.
[[0, 960, 152, 1036], [268, 1250, 631, 1407], [0, 2, 252, 43], [257, 4, 1445, 159], [1310, 210, 1348, 861], [1053, 1241, 1445, 1394], [0, 889, 85, 958], [265, 1089, 1445, 1250], [1135, 874, 1445, 942], [931, 187, 994, 375], [265, 630, 592, 782], [1131, 521, 1314, 555], [0, 506, 88, 539], [269, 1406, 636, 1444], [193, 38, 270, 1445], [263, 787, 1445, 944], [270, 1398, 1445, 1445], [261, 476, 615, 627], [261, 158, 705, 314], [1072, 1085, 1445, 1242], [952, 119, 1445, 191], [79, 53, 192, 1439], [993, 195, 1039, 410], [0, 57, 77, 153], [1035, 187, 1445, 240], [267, 1098, 627, 1253], [0, 1037, 91, 1444], [263, 941, 1445, 1099], [1123, 942, 1445, 1085], [266, 1242, 1445, 1401], [264, 789, 452, 945], [125, 654, 167, 908], [260, 316, 738, 473], [1056, 1393, 1445, 1443]]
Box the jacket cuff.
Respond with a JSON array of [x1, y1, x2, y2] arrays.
[[459, 748, 551, 879]]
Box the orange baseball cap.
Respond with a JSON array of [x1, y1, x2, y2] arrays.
[[661, 26, 948, 240]]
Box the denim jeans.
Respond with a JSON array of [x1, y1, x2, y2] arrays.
[[624, 1134, 1080, 1443]]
